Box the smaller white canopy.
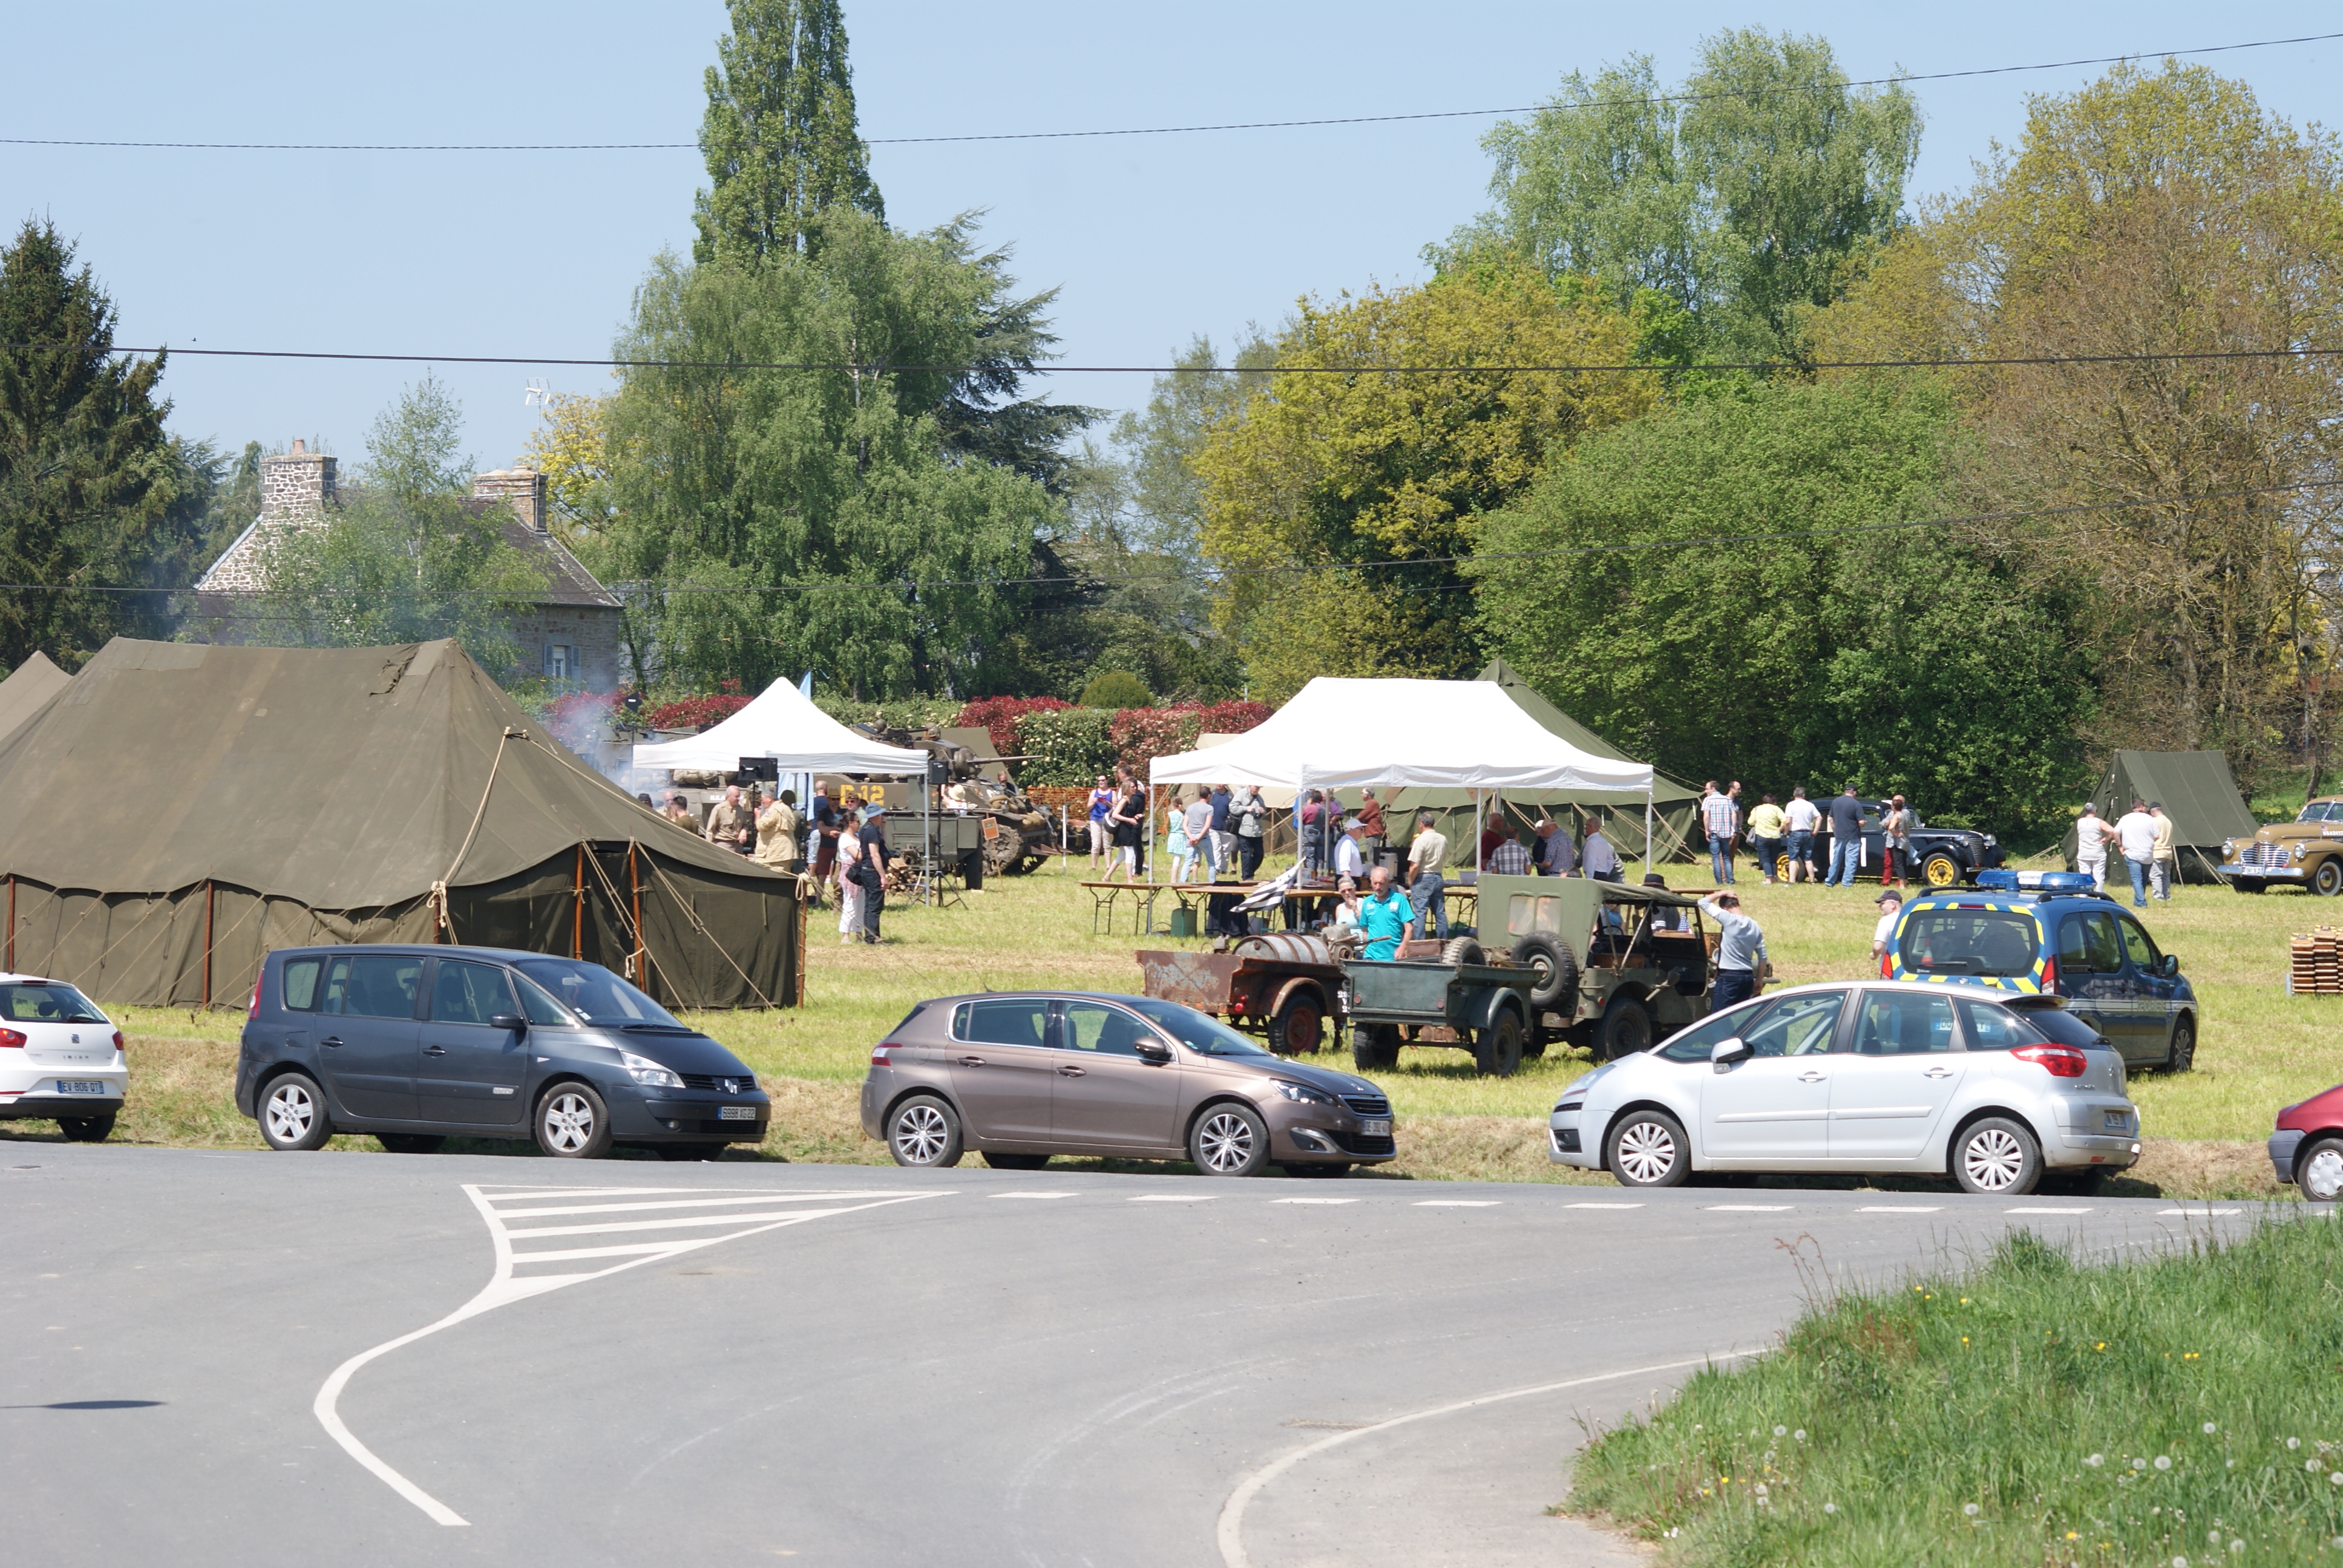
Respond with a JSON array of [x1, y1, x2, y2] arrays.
[[1149, 677, 1654, 794], [633, 676, 931, 776]]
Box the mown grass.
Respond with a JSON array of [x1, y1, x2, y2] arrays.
[[12, 847, 2338, 1190], [1567, 1214, 2343, 1566]]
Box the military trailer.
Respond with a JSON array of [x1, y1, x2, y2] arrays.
[[1472, 874, 1717, 1058], [1135, 933, 1346, 1055], [1342, 937, 1543, 1076]]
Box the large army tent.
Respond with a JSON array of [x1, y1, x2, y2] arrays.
[[1380, 659, 1704, 865], [0, 650, 70, 744], [2060, 750, 2257, 881], [0, 639, 803, 1008]]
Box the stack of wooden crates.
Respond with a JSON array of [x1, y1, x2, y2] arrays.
[[2290, 927, 2343, 994]]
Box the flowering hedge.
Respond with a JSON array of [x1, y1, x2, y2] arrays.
[[955, 694, 1073, 759], [644, 693, 752, 731], [1018, 707, 1119, 786], [984, 698, 1272, 785]]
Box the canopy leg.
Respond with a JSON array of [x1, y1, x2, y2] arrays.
[[1645, 785, 1654, 878]]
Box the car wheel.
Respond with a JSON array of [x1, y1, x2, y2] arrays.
[[1921, 852, 1961, 887], [57, 1113, 115, 1143], [2317, 860, 2343, 897], [1351, 1023, 1400, 1073], [2162, 1015, 2197, 1074], [1598, 997, 1653, 1060], [1951, 1116, 2042, 1195], [1190, 1102, 1271, 1177], [2298, 1136, 2343, 1202], [1474, 1010, 1524, 1077], [376, 1133, 445, 1154], [2037, 1169, 2106, 1197], [259, 1073, 334, 1152], [983, 1151, 1049, 1171], [886, 1094, 963, 1168], [536, 1083, 615, 1160], [1441, 935, 1486, 967], [1605, 1109, 1691, 1187], [1268, 991, 1326, 1056], [1511, 933, 1578, 1010]]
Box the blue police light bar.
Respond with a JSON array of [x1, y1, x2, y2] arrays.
[[1975, 869, 2019, 890], [1977, 869, 2096, 893]]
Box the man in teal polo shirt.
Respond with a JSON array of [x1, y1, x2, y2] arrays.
[[1357, 864, 1415, 961]]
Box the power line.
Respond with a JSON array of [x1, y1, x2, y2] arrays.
[[3, 31, 2335, 152], [21, 477, 2341, 602], [7, 341, 2340, 376]]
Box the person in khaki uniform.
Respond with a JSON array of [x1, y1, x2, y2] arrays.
[[704, 785, 756, 856], [2149, 801, 2177, 903], [756, 789, 802, 871]]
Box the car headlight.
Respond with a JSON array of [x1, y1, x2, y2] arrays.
[[1270, 1079, 1337, 1105], [1982, 834, 1997, 846], [620, 1050, 683, 1089], [2294, 842, 2308, 863]]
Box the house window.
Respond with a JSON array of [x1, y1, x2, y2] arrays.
[[543, 644, 582, 682]]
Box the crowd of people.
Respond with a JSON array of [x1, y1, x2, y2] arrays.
[[2071, 799, 2177, 907]]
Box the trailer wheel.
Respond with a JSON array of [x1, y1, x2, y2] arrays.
[[1473, 1010, 1524, 1077], [1351, 1023, 1401, 1073], [1269, 991, 1326, 1056]]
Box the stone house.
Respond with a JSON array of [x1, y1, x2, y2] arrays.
[[191, 443, 626, 689]]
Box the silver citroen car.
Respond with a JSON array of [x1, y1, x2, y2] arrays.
[[1548, 981, 2140, 1196], [859, 991, 1395, 1177]]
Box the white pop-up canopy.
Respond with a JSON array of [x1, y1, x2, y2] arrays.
[[1149, 678, 1653, 794], [633, 676, 930, 776]]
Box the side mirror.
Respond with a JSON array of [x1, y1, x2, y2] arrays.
[[2157, 954, 2180, 978], [1135, 1039, 1173, 1063], [490, 1013, 528, 1034], [1710, 1037, 1750, 1067]]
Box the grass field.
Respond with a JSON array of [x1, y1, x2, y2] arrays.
[[13, 849, 2340, 1192], [1565, 1213, 2343, 1566]]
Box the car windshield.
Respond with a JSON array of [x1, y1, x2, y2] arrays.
[[1, 982, 106, 1025], [1898, 909, 2040, 978], [511, 958, 689, 1031], [2299, 803, 2336, 823], [1125, 995, 1271, 1057]]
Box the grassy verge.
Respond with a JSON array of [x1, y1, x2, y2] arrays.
[[12, 849, 2336, 1187], [1566, 1215, 2343, 1566]]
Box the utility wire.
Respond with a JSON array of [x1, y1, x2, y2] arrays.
[[2, 31, 2335, 152], [20, 477, 2341, 601], [6, 342, 2342, 376]]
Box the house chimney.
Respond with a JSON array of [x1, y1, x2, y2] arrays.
[[473, 468, 549, 535], [260, 443, 336, 521]]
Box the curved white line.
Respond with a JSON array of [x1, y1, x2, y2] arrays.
[[1213, 1350, 1752, 1568]]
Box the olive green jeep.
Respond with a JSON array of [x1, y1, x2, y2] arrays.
[[1473, 873, 1717, 1058]]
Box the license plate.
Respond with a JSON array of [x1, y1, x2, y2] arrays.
[[1361, 1118, 1392, 1137], [57, 1080, 107, 1095], [719, 1105, 758, 1121], [2103, 1110, 2128, 1130]]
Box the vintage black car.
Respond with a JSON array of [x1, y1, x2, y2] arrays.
[[1816, 798, 2004, 888]]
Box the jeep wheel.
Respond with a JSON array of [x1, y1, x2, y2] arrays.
[[1510, 933, 1577, 1010], [1921, 852, 1961, 887], [1596, 997, 1653, 1060], [2315, 859, 2343, 897]]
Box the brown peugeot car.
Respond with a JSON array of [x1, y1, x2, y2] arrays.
[[859, 991, 1396, 1177]]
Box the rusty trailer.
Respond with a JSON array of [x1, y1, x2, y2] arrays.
[[1135, 932, 1345, 1056]]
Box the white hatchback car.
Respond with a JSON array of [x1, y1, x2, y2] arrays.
[[0, 974, 126, 1142], [1548, 981, 2141, 1197]]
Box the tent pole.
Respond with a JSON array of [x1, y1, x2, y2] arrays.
[[5, 874, 12, 971], [629, 841, 643, 984], [1473, 789, 1484, 879], [572, 844, 586, 959], [203, 880, 214, 1008], [1645, 784, 1653, 878], [925, 770, 933, 909]]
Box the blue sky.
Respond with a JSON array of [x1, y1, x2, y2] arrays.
[[4, 3, 2335, 479]]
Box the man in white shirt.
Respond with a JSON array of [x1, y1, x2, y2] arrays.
[[2074, 803, 2112, 892], [1582, 815, 1622, 882], [1334, 818, 1368, 883], [1406, 812, 1450, 939], [1783, 787, 1823, 883], [1871, 889, 1902, 975], [2114, 799, 2158, 909]]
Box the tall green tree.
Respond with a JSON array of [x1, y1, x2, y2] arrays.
[[0, 220, 213, 669], [1449, 28, 1921, 362], [692, 0, 883, 266], [926, 215, 1101, 497]]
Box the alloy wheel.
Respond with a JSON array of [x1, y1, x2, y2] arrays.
[[266, 1083, 316, 1143], [1614, 1119, 1677, 1184], [1196, 1110, 1257, 1174], [893, 1104, 951, 1165], [541, 1091, 597, 1154], [2302, 1142, 2343, 1203], [1962, 1126, 2026, 1191]]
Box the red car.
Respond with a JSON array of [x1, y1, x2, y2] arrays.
[[2270, 1085, 2343, 1201]]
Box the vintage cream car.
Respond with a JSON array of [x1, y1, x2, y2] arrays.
[[2223, 797, 2343, 895]]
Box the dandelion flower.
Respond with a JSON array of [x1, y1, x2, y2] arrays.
[[2313, 1459, 2325, 1474], [2332, 1471, 2343, 1487], [2204, 1423, 2219, 1434], [2229, 1542, 2244, 1555], [1794, 1429, 1807, 1442], [1754, 1484, 1769, 1497], [1824, 1504, 1838, 1515], [2289, 1438, 2301, 1450], [1965, 1503, 1981, 1517], [2157, 1455, 2174, 1471], [2086, 1454, 2105, 1468], [1774, 1425, 1787, 1437], [2173, 1557, 2189, 1567], [2135, 1458, 2151, 1471]]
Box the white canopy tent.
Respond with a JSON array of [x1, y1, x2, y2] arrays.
[[1149, 677, 1658, 877], [633, 676, 930, 776]]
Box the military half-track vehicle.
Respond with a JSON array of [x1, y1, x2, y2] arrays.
[[836, 718, 1059, 877]]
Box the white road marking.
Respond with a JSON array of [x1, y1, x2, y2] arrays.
[[990, 1191, 1080, 1200], [1856, 1205, 1943, 1213], [2005, 1206, 2092, 1214], [1566, 1201, 1642, 1210], [2158, 1207, 2242, 1217], [1705, 1204, 1793, 1212], [1272, 1197, 1358, 1205], [315, 1183, 945, 1526], [1130, 1193, 1216, 1201], [1214, 1350, 1754, 1568], [1414, 1200, 1499, 1207]]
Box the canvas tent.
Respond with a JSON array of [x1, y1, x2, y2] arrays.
[[1380, 659, 1703, 866], [0, 639, 803, 1009], [632, 676, 930, 776], [0, 650, 70, 745], [2061, 750, 2257, 881]]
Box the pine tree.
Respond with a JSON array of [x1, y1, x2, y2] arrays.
[[692, 0, 883, 265]]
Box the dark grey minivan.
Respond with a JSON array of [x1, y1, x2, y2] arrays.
[[235, 944, 770, 1160]]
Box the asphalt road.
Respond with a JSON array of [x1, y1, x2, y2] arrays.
[[2, 1146, 2266, 1567]]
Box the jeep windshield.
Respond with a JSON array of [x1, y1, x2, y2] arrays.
[[1898, 909, 2040, 978]]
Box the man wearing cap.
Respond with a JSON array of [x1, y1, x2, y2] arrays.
[[1699, 891, 1768, 1008], [1334, 817, 1369, 883], [2149, 802, 2177, 902], [1871, 888, 1903, 975], [1643, 872, 1686, 930]]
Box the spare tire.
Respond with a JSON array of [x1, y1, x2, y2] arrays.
[[1510, 933, 1578, 1011], [1441, 935, 1486, 967]]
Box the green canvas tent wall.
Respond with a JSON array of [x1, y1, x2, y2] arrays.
[[0, 639, 803, 1009], [0, 650, 70, 745], [2059, 750, 2256, 883], [1378, 659, 1703, 866]]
